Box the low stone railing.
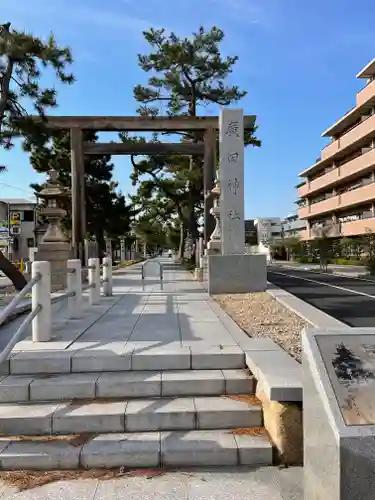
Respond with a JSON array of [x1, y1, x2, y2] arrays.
[[0, 257, 113, 362]]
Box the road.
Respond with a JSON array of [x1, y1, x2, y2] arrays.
[[268, 267, 375, 327]]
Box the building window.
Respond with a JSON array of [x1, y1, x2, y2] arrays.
[[27, 238, 35, 248], [23, 210, 34, 222]]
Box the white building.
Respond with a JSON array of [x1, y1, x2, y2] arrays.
[[254, 218, 283, 244]]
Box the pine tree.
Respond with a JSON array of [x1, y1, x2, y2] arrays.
[[29, 131, 132, 258], [125, 26, 260, 261], [0, 22, 74, 289]]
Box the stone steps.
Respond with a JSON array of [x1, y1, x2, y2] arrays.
[[0, 430, 273, 469], [0, 369, 254, 403], [0, 396, 262, 436], [5, 345, 245, 375]]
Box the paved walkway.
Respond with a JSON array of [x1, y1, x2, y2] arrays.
[[0, 466, 303, 499], [9, 258, 254, 354]]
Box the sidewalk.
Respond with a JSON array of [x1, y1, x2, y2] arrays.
[[0, 466, 303, 499], [274, 260, 369, 278]]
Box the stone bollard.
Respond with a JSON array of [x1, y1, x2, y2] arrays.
[[32, 261, 51, 342], [103, 256, 113, 296], [88, 257, 100, 305], [67, 259, 82, 318]]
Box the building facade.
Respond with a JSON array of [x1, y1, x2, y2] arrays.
[[297, 57, 375, 240], [0, 199, 37, 262], [255, 218, 283, 243], [282, 213, 307, 238]]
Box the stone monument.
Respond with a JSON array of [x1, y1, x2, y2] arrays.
[[207, 108, 267, 294], [303, 327, 375, 500], [35, 169, 71, 289]]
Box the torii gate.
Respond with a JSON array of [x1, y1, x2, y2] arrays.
[[34, 115, 256, 261]]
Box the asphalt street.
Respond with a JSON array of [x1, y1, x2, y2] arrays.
[[268, 267, 375, 327]]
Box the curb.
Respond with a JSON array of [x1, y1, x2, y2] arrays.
[[267, 282, 349, 329]]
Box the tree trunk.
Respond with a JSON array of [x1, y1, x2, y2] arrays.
[[95, 231, 106, 262], [0, 252, 27, 291], [178, 224, 186, 261]]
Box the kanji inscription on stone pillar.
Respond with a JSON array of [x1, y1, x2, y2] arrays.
[[219, 108, 245, 255]]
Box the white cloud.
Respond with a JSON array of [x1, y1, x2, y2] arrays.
[[3, 0, 155, 39]]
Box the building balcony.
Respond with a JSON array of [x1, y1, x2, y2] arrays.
[[356, 79, 375, 108], [299, 182, 375, 219], [340, 217, 375, 236], [299, 229, 310, 240], [298, 148, 375, 197], [340, 181, 375, 208], [321, 113, 375, 161]]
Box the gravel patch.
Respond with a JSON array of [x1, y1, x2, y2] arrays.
[[214, 292, 309, 362]]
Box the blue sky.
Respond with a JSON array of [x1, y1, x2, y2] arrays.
[[1, 0, 375, 218]]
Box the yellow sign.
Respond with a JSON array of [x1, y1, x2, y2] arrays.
[[10, 212, 20, 225]]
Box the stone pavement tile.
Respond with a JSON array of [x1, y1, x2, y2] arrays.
[[10, 351, 72, 375], [0, 440, 81, 470], [93, 474, 188, 500], [0, 375, 34, 402], [131, 346, 191, 371], [180, 323, 237, 346], [71, 346, 133, 373], [30, 372, 100, 401], [161, 430, 238, 466], [191, 345, 245, 370], [234, 434, 273, 465], [222, 369, 255, 394], [186, 468, 284, 500], [96, 371, 161, 398], [261, 466, 303, 500], [53, 400, 127, 434], [81, 432, 160, 468], [125, 397, 195, 431], [13, 298, 122, 352], [3, 479, 99, 499], [128, 324, 180, 343], [194, 396, 262, 429], [161, 370, 225, 396], [0, 402, 60, 435]]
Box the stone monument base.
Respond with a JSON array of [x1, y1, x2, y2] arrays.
[[207, 253, 267, 295], [303, 328, 375, 500], [35, 241, 71, 290]]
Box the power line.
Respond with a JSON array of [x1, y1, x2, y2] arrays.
[[0, 181, 33, 195]]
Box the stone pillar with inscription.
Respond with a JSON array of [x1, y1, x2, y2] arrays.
[[207, 108, 267, 295]]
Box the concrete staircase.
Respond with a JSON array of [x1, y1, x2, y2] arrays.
[[0, 347, 273, 469]]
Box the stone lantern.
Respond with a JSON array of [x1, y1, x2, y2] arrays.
[[35, 169, 70, 289], [206, 179, 221, 254], [39, 169, 69, 244]]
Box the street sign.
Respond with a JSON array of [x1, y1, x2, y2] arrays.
[[10, 212, 20, 226]]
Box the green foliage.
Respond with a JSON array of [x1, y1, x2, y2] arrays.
[[127, 25, 260, 254], [28, 130, 132, 252], [0, 22, 74, 160], [331, 258, 364, 266], [362, 229, 375, 275]]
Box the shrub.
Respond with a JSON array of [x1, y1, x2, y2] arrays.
[[332, 258, 365, 266]]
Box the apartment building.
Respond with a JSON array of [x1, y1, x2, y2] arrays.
[[297, 57, 375, 240]]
